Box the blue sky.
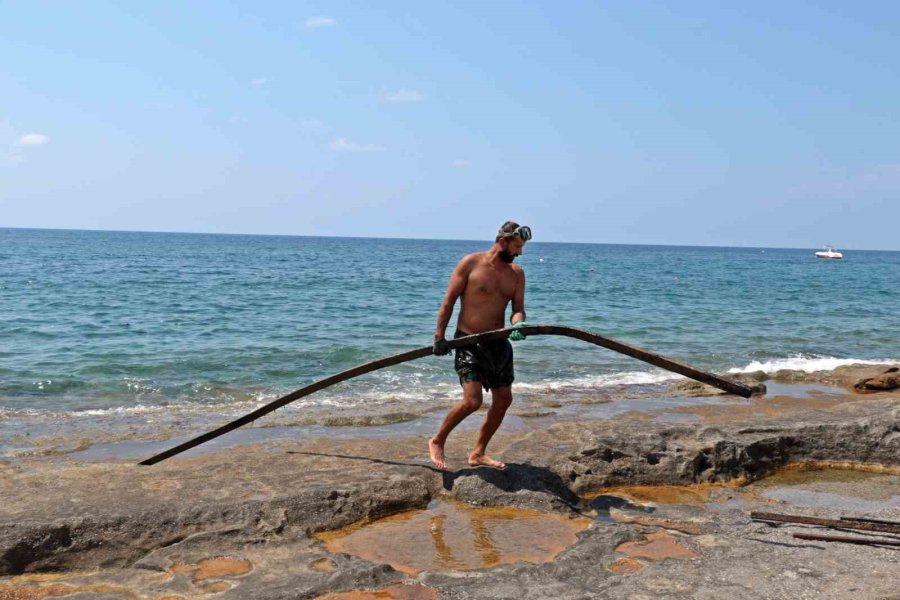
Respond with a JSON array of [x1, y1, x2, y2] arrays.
[[2, 1, 899, 249]]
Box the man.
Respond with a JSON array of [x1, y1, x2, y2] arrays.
[[429, 221, 531, 470]]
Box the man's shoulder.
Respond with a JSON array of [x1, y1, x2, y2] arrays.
[[458, 252, 486, 267], [510, 263, 525, 276]]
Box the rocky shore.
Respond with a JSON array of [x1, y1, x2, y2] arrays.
[[1, 364, 899, 599]]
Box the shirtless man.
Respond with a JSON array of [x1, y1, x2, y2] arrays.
[[429, 221, 531, 470]]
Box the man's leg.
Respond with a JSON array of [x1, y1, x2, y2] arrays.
[[429, 381, 483, 469], [468, 386, 512, 469]]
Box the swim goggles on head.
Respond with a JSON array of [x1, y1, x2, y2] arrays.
[[499, 225, 532, 241]]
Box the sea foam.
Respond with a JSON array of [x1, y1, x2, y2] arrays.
[[729, 356, 898, 375]]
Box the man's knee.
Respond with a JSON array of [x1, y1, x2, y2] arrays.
[[461, 397, 483, 413], [461, 384, 484, 412], [491, 387, 513, 408]]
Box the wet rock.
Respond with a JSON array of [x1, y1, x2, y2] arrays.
[[672, 372, 767, 397], [768, 363, 900, 389], [0, 474, 432, 576], [1, 388, 898, 599], [854, 367, 900, 393], [564, 407, 900, 493]]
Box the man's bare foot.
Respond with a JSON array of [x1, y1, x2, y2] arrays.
[[429, 438, 447, 470], [467, 453, 506, 469]]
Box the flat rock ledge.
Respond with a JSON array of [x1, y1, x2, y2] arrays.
[[1, 393, 899, 599]]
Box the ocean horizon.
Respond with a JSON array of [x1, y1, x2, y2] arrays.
[[4, 226, 897, 252]]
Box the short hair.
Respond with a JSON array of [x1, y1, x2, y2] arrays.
[[495, 221, 521, 243]]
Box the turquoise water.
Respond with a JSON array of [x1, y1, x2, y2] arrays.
[[2, 228, 898, 422]]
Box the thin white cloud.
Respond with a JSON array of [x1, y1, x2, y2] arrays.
[[451, 159, 471, 168], [7, 153, 25, 164], [17, 133, 48, 146], [304, 16, 336, 29], [384, 89, 423, 103], [251, 77, 270, 87], [330, 137, 386, 152], [299, 119, 324, 129]]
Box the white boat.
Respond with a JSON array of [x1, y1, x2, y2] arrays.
[[815, 246, 843, 259]]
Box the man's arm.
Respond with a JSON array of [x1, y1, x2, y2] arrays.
[[510, 267, 526, 325], [435, 256, 471, 341]]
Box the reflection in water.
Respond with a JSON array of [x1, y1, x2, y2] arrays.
[[427, 514, 462, 570], [317, 500, 591, 574], [470, 514, 501, 567]]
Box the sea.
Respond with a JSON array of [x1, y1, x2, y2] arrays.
[[1, 228, 898, 457]]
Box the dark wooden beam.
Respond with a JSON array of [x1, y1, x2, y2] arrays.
[[139, 324, 756, 465]]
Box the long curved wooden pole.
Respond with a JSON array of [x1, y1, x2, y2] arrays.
[[139, 324, 757, 465]]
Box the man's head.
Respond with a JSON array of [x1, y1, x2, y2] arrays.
[[494, 221, 531, 263]]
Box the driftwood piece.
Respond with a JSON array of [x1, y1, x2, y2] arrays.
[[793, 533, 900, 547], [841, 516, 900, 527], [752, 511, 900, 535], [139, 324, 756, 466]]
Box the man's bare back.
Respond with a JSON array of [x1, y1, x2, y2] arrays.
[[428, 222, 529, 470]]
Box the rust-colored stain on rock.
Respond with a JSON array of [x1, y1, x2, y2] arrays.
[[200, 581, 232, 593], [610, 513, 708, 535], [309, 558, 336, 572], [608, 558, 645, 574], [317, 500, 590, 574], [0, 583, 76, 600], [766, 462, 900, 480], [314, 583, 438, 600], [170, 557, 252, 581], [0, 583, 138, 600], [3, 574, 91, 585], [616, 531, 700, 561], [315, 583, 437, 600]]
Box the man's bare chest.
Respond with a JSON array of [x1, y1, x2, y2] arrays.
[[466, 264, 517, 299]]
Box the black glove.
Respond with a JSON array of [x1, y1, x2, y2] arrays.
[[433, 337, 451, 356]]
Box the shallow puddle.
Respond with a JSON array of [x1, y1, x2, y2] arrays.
[[592, 484, 721, 506], [583, 483, 729, 522], [316, 500, 591, 574], [584, 493, 655, 522], [746, 466, 900, 513]]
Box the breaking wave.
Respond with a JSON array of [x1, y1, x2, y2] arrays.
[[514, 369, 682, 392], [729, 356, 899, 375]]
